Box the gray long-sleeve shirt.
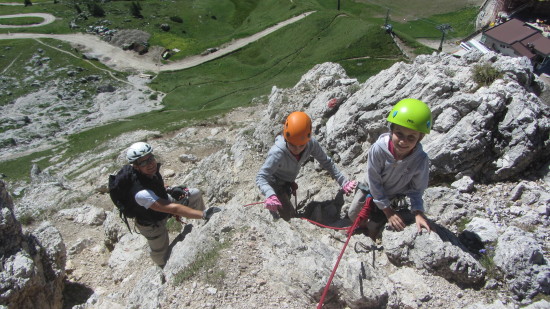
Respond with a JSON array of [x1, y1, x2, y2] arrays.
[[366, 133, 429, 212], [256, 135, 347, 198]]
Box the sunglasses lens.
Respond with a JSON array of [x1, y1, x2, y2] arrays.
[[138, 155, 154, 167]]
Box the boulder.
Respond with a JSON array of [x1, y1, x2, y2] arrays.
[[0, 181, 66, 309]]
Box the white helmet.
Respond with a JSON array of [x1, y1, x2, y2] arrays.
[[126, 142, 153, 163]]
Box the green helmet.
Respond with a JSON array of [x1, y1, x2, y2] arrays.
[[387, 98, 432, 134]]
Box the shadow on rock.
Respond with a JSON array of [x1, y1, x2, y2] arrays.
[[298, 190, 348, 227], [63, 280, 95, 309], [166, 223, 193, 260]]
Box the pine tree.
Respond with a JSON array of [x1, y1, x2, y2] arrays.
[[130, 2, 143, 18], [88, 3, 105, 18]]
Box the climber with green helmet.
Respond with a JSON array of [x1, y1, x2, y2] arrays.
[[348, 99, 432, 239]]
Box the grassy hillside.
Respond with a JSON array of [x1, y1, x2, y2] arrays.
[[0, 0, 480, 180]]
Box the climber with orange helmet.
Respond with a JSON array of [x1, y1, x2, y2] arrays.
[[348, 99, 432, 239], [256, 111, 357, 221]]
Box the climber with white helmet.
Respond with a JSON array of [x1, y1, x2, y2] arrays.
[[109, 141, 221, 267], [256, 111, 357, 221], [348, 98, 432, 240]]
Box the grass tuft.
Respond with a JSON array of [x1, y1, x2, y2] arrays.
[[173, 239, 231, 286]]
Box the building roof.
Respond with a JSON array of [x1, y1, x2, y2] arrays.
[[484, 18, 550, 57], [484, 18, 538, 45], [511, 41, 536, 59], [521, 33, 550, 56]]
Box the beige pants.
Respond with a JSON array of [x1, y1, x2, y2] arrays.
[[136, 188, 205, 266]]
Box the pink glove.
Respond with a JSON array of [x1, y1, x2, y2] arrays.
[[342, 180, 357, 195], [265, 195, 282, 212]]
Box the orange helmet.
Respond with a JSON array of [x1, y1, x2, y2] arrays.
[[283, 111, 312, 146]]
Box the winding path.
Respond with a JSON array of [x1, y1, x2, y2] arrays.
[[0, 11, 314, 73], [0, 12, 56, 28]]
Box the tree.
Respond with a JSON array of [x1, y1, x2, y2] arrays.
[[130, 2, 143, 18], [88, 3, 105, 17], [24, 0, 32, 7]]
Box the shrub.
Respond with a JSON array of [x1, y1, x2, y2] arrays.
[[18, 212, 34, 225], [348, 84, 361, 95], [165, 217, 181, 233], [88, 3, 105, 18], [478, 242, 500, 279], [130, 2, 143, 18], [457, 217, 471, 233], [170, 16, 183, 23], [472, 63, 502, 86], [173, 239, 230, 286]]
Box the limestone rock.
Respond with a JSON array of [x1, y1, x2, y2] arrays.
[[0, 181, 66, 309]]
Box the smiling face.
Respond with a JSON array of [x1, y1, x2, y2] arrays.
[[390, 124, 423, 160], [133, 154, 158, 177]]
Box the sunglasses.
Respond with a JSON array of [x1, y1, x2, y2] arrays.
[[136, 155, 156, 167]]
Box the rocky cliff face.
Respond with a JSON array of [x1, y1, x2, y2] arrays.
[[0, 181, 66, 309], [2, 50, 549, 309]]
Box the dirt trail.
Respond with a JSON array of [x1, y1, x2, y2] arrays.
[[0, 12, 314, 73], [0, 13, 56, 28]]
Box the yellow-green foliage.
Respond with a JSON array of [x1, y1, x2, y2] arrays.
[[472, 63, 502, 86], [151, 33, 196, 53]]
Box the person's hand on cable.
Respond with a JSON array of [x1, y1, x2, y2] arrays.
[[265, 195, 282, 212], [202, 207, 221, 221], [342, 180, 357, 195]]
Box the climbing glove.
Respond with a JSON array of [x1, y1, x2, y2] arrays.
[[202, 207, 221, 221], [167, 186, 189, 205], [342, 180, 357, 195], [265, 195, 282, 212]]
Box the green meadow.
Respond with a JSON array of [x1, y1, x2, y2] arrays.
[[0, 0, 480, 180]]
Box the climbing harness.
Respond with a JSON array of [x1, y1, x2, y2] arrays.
[[389, 194, 409, 212]]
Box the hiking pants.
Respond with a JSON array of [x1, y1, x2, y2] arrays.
[[187, 188, 205, 211], [274, 185, 296, 221], [136, 217, 169, 266], [136, 188, 205, 266]]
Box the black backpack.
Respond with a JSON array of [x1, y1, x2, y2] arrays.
[[108, 165, 139, 232]]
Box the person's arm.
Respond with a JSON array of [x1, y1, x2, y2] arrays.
[[256, 148, 282, 198], [149, 198, 203, 219], [407, 155, 430, 212], [366, 145, 391, 210], [135, 189, 212, 220], [408, 155, 431, 232]]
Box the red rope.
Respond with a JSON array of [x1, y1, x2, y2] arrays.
[[242, 201, 265, 207], [300, 218, 349, 230], [317, 196, 372, 308], [243, 195, 375, 308]]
